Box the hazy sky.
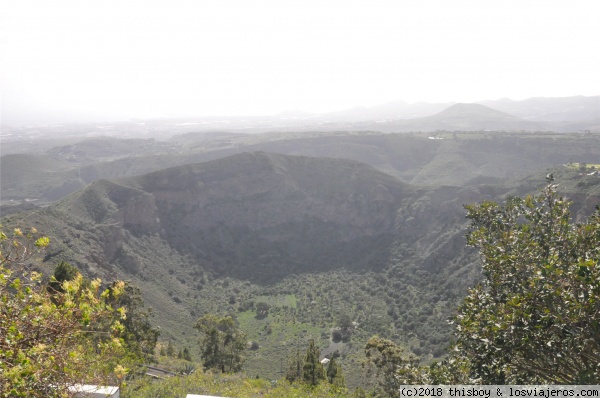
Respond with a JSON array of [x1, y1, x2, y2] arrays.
[[1, 0, 599, 125]]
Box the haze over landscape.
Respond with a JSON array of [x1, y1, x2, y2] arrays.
[[1, 0, 600, 396]]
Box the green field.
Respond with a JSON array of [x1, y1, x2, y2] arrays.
[[565, 162, 600, 170]]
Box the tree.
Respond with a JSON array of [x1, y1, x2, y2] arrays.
[[285, 348, 303, 383], [338, 313, 353, 341], [182, 347, 192, 361], [326, 357, 345, 388], [107, 282, 160, 361], [47, 261, 160, 363], [47, 261, 79, 294], [365, 336, 471, 390], [249, 341, 260, 350], [255, 301, 270, 319], [456, 177, 600, 383], [303, 339, 325, 386], [331, 329, 343, 343], [195, 314, 246, 373], [0, 227, 131, 397], [166, 341, 175, 357], [365, 336, 416, 396], [338, 313, 353, 332]]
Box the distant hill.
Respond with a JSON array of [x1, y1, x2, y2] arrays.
[[0, 137, 180, 208], [2, 96, 597, 139], [3, 131, 600, 209], [45, 136, 176, 164], [319, 101, 455, 122], [325, 96, 599, 127], [0, 153, 83, 202], [161, 96, 598, 133], [350, 103, 551, 132], [168, 130, 600, 186], [479, 95, 600, 122], [409, 102, 544, 131]]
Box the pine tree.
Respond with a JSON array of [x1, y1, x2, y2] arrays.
[[47, 261, 79, 294], [195, 314, 246, 373], [302, 339, 325, 386], [182, 347, 192, 361], [326, 357, 345, 387], [166, 341, 174, 357], [285, 348, 303, 383]]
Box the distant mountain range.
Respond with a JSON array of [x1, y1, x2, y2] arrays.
[[3, 129, 600, 208], [305, 97, 599, 133], [2, 96, 598, 137], [479, 96, 600, 122], [350, 103, 547, 132], [320, 95, 599, 124], [189, 95, 599, 134]]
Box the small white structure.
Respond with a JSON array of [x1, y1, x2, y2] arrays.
[[69, 384, 120, 397], [320, 358, 330, 365], [186, 395, 229, 398]]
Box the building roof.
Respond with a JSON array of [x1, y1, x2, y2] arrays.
[[68, 384, 120, 397], [186, 395, 229, 398]]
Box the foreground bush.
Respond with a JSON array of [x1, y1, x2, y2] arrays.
[[0, 228, 132, 397]]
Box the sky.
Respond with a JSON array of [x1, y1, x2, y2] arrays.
[[1, 0, 599, 126]]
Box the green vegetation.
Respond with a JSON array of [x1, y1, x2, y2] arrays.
[[0, 228, 133, 396], [364, 179, 600, 389], [122, 370, 355, 398], [108, 282, 160, 362], [303, 339, 326, 386], [47, 260, 80, 293], [365, 336, 419, 397], [456, 176, 600, 383], [326, 357, 345, 387], [566, 162, 600, 171], [178, 347, 192, 361], [122, 338, 352, 397], [286, 348, 304, 383], [195, 314, 247, 373], [2, 131, 600, 393]]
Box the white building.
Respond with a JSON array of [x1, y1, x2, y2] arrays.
[[69, 385, 120, 397], [186, 395, 229, 398]]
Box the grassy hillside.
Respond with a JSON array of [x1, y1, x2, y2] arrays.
[[0, 153, 83, 202]]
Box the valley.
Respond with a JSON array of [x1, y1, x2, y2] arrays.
[[1, 98, 599, 389]]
